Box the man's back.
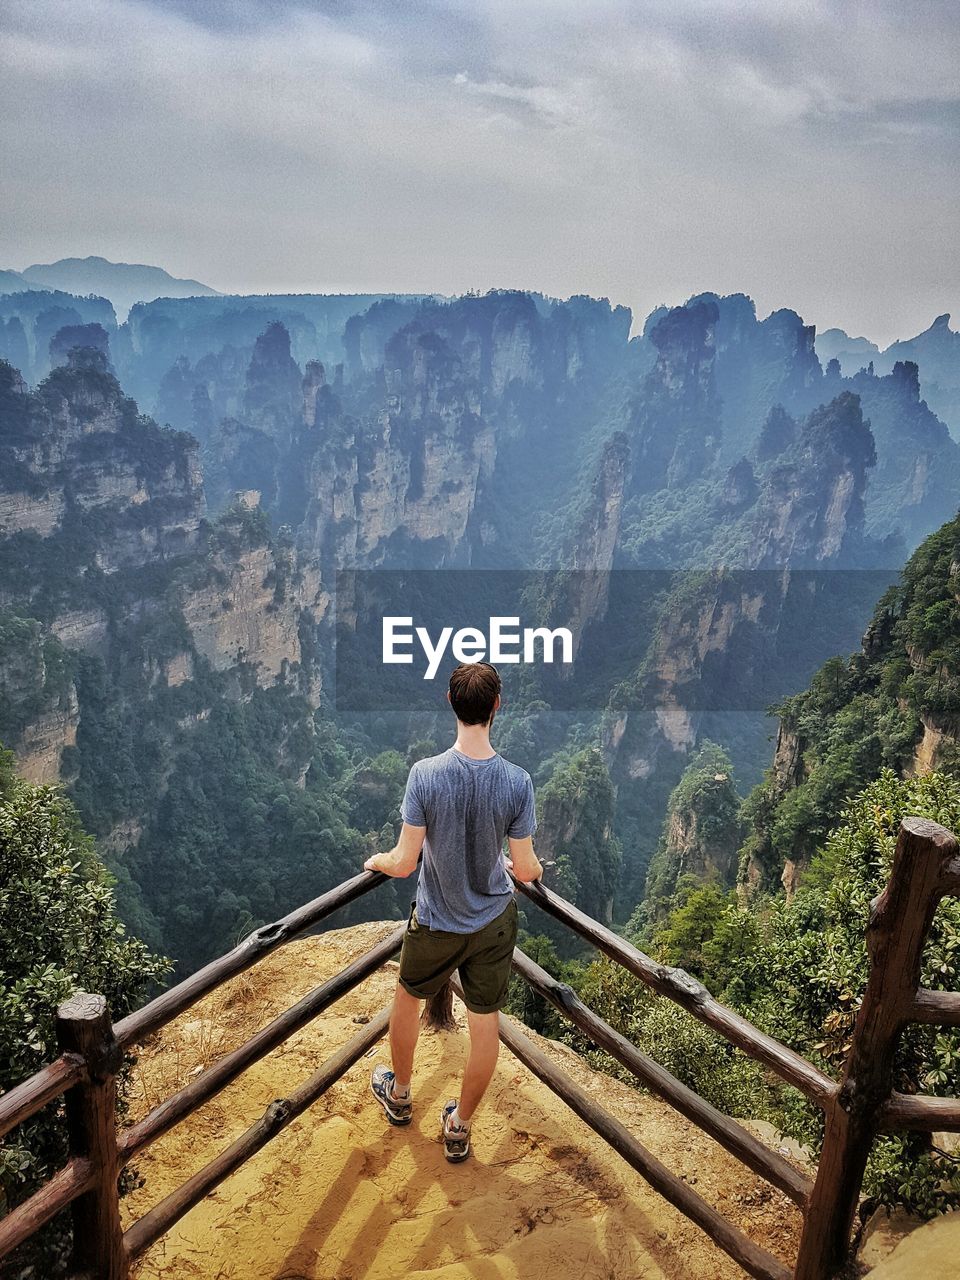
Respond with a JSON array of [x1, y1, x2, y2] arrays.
[[367, 662, 544, 1159], [401, 747, 536, 932]]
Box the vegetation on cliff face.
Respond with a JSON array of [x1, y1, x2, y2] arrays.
[[573, 771, 960, 1219], [0, 614, 73, 744], [0, 352, 358, 967], [0, 748, 168, 1273], [740, 511, 960, 891], [638, 742, 742, 926], [532, 748, 621, 930], [545, 519, 960, 1221], [122, 690, 380, 971]]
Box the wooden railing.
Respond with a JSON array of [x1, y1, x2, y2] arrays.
[[0, 869, 394, 1272], [0, 817, 958, 1279]]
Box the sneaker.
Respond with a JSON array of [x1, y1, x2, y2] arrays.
[[370, 1065, 413, 1126], [440, 1100, 471, 1162]]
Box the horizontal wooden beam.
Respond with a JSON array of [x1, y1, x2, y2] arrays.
[[0, 1157, 94, 1260], [512, 875, 837, 1108], [0, 1052, 85, 1142], [467, 983, 792, 1280], [124, 1005, 390, 1261], [911, 989, 960, 1027], [879, 1091, 960, 1133], [511, 948, 811, 1208], [119, 926, 403, 1165], [115, 869, 387, 1049]]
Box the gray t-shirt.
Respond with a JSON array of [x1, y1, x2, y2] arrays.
[[401, 747, 537, 933]]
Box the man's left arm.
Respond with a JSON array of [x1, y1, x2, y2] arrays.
[[364, 822, 426, 878]]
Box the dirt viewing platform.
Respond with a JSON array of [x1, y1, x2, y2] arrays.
[[118, 921, 955, 1280]]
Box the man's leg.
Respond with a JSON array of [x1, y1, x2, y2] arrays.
[[390, 980, 423, 1092], [457, 1008, 500, 1124]]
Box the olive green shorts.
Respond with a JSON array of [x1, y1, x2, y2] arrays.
[[398, 896, 519, 1014]]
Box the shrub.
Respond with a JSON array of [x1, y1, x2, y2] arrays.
[[567, 771, 960, 1220], [0, 749, 169, 1274]]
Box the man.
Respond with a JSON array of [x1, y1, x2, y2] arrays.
[[363, 661, 543, 1162]]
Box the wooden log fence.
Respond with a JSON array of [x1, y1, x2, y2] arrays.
[[509, 948, 812, 1207], [792, 817, 959, 1280], [0, 817, 957, 1279], [497, 1022, 790, 1280], [0, 868, 386, 1279], [118, 925, 403, 1166], [123, 1007, 391, 1261], [113, 869, 389, 1050], [455, 974, 792, 1280], [512, 873, 837, 1106]]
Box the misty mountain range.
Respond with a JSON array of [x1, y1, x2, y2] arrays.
[[3, 268, 960, 959], [0, 255, 218, 321], [2, 257, 958, 435]]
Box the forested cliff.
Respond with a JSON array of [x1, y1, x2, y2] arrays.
[[593, 511, 960, 1221], [1, 284, 959, 974]]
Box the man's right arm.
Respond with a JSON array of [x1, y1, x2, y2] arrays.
[[506, 772, 541, 882], [506, 835, 543, 883]]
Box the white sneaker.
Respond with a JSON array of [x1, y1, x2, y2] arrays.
[[440, 1100, 470, 1162], [371, 1065, 412, 1126]]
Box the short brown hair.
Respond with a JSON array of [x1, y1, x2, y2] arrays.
[[448, 662, 501, 725]]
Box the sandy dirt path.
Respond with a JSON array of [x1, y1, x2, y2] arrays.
[[121, 921, 805, 1280]]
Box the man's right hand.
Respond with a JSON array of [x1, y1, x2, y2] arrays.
[[505, 837, 544, 883]]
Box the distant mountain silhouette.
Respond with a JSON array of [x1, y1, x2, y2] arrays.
[[16, 255, 219, 319], [0, 269, 30, 293], [816, 313, 960, 435], [815, 327, 880, 371]]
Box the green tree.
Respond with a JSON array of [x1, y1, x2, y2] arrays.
[[339, 750, 409, 835], [648, 880, 760, 1000], [745, 770, 960, 1218], [504, 931, 579, 1037], [0, 749, 169, 1273]]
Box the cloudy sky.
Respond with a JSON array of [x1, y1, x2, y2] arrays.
[[1, 0, 957, 345]]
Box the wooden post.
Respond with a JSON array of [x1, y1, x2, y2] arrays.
[[56, 993, 126, 1280], [794, 817, 958, 1280]]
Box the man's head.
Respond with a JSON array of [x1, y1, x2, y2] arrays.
[[448, 662, 501, 726]]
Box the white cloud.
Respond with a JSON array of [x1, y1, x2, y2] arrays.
[[0, 0, 957, 345]]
